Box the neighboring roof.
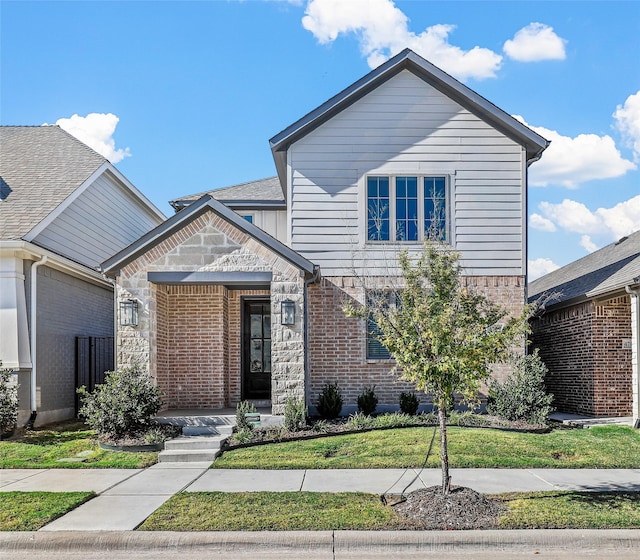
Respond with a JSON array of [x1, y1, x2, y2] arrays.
[[0, 126, 107, 239], [529, 230, 640, 306], [102, 194, 316, 277], [170, 177, 285, 211], [269, 48, 550, 188]]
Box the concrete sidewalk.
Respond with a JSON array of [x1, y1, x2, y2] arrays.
[[2, 466, 640, 531]]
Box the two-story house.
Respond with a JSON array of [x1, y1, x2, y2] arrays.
[[102, 49, 548, 415]]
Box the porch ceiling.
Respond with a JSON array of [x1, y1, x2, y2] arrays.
[[147, 271, 272, 289]]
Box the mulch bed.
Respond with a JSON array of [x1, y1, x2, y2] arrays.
[[391, 486, 504, 530]]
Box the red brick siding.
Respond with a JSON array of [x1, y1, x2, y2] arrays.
[[307, 275, 525, 408], [531, 295, 632, 417], [154, 285, 269, 409]]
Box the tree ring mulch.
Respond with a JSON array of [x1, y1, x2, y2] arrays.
[[391, 486, 504, 530]]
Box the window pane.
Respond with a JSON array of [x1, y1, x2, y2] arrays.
[[250, 340, 262, 372], [424, 177, 447, 241], [366, 291, 392, 360], [263, 340, 271, 373], [367, 177, 390, 240], [395, 177, 418, 241], [250, 313, 262, 338], [263, 314, 271, 339]]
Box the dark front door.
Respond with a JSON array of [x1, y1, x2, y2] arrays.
[[242, 299, 271, 400]]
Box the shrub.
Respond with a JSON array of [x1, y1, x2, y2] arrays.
[[77, 365, 163, 440], [487, 350, 555, 425], [0, 363, 18, 434], [284, 397, 308, 432], [316, 382, 343, 419], [357, 385, 378, 415], [399, 391, 419, 415], [235, 400, 257, 432]]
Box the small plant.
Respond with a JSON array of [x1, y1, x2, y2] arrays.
[[357, 385, 378, 415], [399, 391, 420, 415], [346, 411, 376, 430], [487, 350, 555, 425], [234, 428, 253, 444], [316, 382, 343, 419], [284, 396, 308, 432], [77, 365, 163, 441], [0, 363, 18, 435], [235, 400, 257, 432]]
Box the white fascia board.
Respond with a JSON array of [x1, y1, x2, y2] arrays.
[[23, 162, 111, 242], [103, 163, 166, 221], [0, 241, 111, 288], [23, 162, 166, 243]]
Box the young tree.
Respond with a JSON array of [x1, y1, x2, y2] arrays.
[[345, 242, 529, 494]]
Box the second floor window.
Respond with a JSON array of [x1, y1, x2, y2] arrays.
[[367, 175, 447, 242]]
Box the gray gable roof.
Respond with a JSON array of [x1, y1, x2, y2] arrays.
[[102, 194, 316, 277], [529, 230, 640, 306], [170, 177, 284, 211], [0, 126, 107, 240], [269, 48, 549, 188]]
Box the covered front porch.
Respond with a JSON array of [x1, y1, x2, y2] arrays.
[[101, 195, 318, 415]]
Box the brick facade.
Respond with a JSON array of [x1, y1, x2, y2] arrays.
[[531, 295, 633, 417], [116, 210, 305, 414], [307, 275, 525, 411]]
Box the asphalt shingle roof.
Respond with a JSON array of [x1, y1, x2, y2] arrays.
[[529, 229, 640, 305], [0, 126, 106, 239], [170, 177, 284, 210]]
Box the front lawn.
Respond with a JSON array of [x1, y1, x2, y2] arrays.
[[0, 421, 158, 469], [0, 492, 94, 530], [213, 425, 640, 469], [139, 490, 640, 531]]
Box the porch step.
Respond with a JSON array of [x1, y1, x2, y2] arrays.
[[182, 425, 234, 437], [165, 435, 225, 451], [158, 448, 221, 463], [155, 415, 235, 428]]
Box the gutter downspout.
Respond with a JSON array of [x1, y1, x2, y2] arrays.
[[625, 284, 640, 429], [303, 266, 321, 410], [27, 255, 47, 428]]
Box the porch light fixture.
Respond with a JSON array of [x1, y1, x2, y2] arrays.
[[281, 299, 295, 326], [119, 299, 139, 327]]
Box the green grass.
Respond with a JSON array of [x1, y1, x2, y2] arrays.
[[0, 492, 94, 530], [499, 491, 640, 528], [214, 425, 640, 469], [0, 421, 158, 469], [139, 490, 640, 531], [139, 492, 403, 531]]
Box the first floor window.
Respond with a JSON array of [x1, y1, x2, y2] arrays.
[[366, 290, 395, 360], [367, 175, 447, 242]]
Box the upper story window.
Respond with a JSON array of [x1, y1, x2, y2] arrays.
[[240, 214, 254, 223], [367, 175, 447, 242]]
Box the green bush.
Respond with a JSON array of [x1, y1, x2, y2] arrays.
[[399, 391, 419, 415], [487, 350, 554, 424], [357, 385, 378, 415], [235, 400, 257, 432], [316, 382, 343, 419], [0, 363, 18, 434], [77, 365, 163, 440], [284, 397, 308, 432]]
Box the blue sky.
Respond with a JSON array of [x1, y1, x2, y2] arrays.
[[2, 0, 639, 278]]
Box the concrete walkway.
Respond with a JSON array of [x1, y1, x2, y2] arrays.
[[2, 466, 640, 531]]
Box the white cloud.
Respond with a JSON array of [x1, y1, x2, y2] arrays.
[[515, 116, 637, 188], [580, 235, 598, 253], [301, 0, 502, 80], [503, 23, 567, 62], [529, 258, 560, 280], [53, 113, 131, 163], [537, 195, 640, 240], [614, 90, 640, 160], [530, 213, 556, 232]]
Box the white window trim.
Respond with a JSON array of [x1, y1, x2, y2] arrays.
[[365, 174, 452, 244]]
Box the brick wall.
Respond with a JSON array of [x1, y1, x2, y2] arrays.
[[531, 295, 632, 417], [307, 275, 525, 410]]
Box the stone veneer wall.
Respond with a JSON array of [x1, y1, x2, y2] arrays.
[[115, 211, 306, 414], [307, 275, 525, 410], [531, 295, 632, 417]]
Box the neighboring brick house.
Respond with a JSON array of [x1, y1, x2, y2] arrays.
[[102, 49, 548, 415], [0, 126, 165, 426], [529, 230, 640, 425]]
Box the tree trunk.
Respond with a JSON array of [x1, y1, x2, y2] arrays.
[[438, 402, 451, 495]]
